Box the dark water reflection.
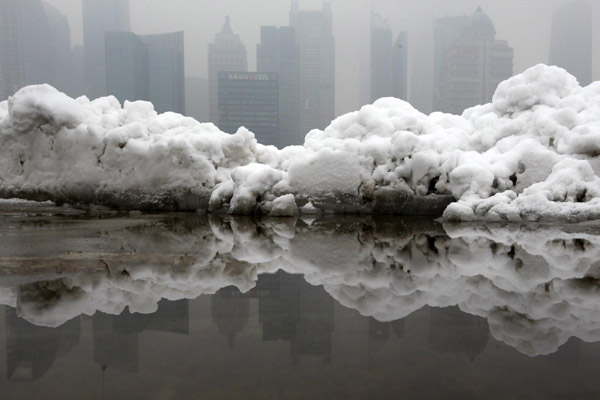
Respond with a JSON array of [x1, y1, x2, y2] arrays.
[[1, 208, 600, 399]]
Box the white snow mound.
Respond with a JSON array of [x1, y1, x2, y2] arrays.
[[1, 64, 600, 220]]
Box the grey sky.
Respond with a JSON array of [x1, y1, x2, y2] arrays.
[[46, 0, 600, 115]]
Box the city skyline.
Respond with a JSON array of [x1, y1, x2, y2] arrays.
[[44, 0, 600, 117]]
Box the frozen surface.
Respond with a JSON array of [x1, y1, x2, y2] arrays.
[[2, 213, 600, 357], [1, 64, 600, 220]]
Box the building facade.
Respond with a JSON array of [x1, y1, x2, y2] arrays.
[[105, 31, 185, 114], [218, 71, 279, 147], [392, 32, 408, 101], [433, 15, 470, 112], [549, 1, 592, 86], [208, 17, 248, 125], [370, 12, 393, 103], [438, 7, 513, 115], [257, 26, 301, 148], [0, 0, 58, 99], [83, 0, 130, 100], [290, 1, 335, 134], [140, 32, 185, 114]]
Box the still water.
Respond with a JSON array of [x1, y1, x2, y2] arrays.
[[1, 203, 600, 399]]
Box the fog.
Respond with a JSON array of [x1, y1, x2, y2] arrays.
[[46, 0, 599, 116]]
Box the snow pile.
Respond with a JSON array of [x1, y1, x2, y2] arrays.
[[1, 64, 600, 220], [3, 215, 600, 356]]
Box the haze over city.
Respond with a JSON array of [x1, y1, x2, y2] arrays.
[[44, 0, 600, 116]]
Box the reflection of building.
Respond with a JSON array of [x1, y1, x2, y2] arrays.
[[6, 307, 80, 380], [257, 26, 302, 147], [438, 8, 513, 114], [428, 306, 488, 361], [549, 1, 592, 86], [82, 0, 130, 99], [105, 31, 185, 114], [290, 1, 335, 133], [218, 71, 279, 147], [93, 299, 189, 372], [208, 16, 248, 124], [211, 286, 250, 348]]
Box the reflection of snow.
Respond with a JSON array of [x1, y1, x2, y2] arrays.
[[2, 215, 600, 356], [2, 65, 600, 220]]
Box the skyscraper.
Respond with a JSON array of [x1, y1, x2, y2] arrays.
[[370, 12, 393, 103], [290, 1, 335, 134], [433, 15, 470, 111], [141, 32, 185, 114], [257, 26, 301, 147], [105, 32, 149, 105], [0, 0, 56, 99], [438, 7, 513, 115], [82, 0, 130, 100], [208, 17, 248, 125], [218, 71, 279, 147], [392, 32, 408, 101], [549, 1, 592, 86], [42, 2, 72, 95], [105, 31, 185, 114]]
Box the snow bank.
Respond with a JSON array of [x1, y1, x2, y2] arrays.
[[3, 215, 600, 356], [1, 64, 600, 220]]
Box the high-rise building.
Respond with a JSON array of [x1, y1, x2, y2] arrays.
[[290, 1, 335, 134], [0, 0, 56, 99], [218, 71, 279, 147], [370, 12, 393, 102], [549, 1, 592, 86], [433, 15, 470, 111], [42, 2, 72, 95], [208, 17, 248, 125], [392, 32, 408, 101], [140, 32, 185, 114], [105, 32, 149, 104], [82, 0, 130, 100], [105, 31, 185, 114], [438, 7, 513, 115], [257, 26, 301, 147]]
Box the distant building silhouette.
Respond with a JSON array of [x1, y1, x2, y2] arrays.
[[141, 32, 185, 114], [211, 286, 250, 348], [290, 1, 335, 134], [82, 0, 130, 100], [392, 32, 408, 102], [218, 71, 280, 147], [438, 7, 513, 114], [6, 307, 80, 381], [549, 1, 592, 86], [428, 306, 488, 361], [105, 31, 185, 114], [105, 32, 149, 104], [257, 26, 302, 147], [370, 12, 393, 102], [208, 16, 248, 125], [370, 12, 408, 103], [433, 15, 470, 111], [185, 77, 210, 122], [0, 0, 68, 99]]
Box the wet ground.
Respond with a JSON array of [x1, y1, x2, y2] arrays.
[[1, 201, 600, 399]]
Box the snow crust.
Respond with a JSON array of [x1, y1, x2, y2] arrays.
[[3, 215, 600, 357], [1, 64, 600, 220]]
